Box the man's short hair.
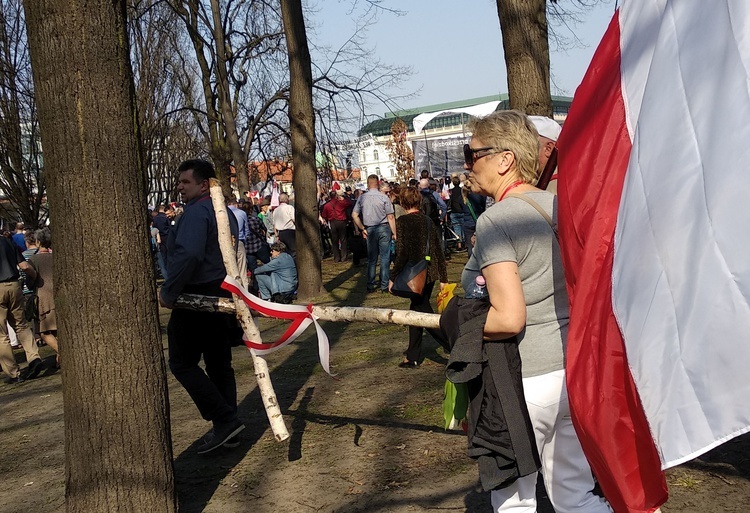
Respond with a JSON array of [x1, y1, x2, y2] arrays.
[[177, 159, 216, 182], [15, 222, 23, 231], [420, 170, 429, 179], [34, 227, 51, 249], [418, 178, 430, 189], [279, 193, 289, 203], [270, 241, 287, 253], [367, 174, 379, 185], [24, 230, 36, 246]]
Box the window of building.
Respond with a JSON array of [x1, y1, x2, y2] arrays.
[[373, 149, 379, 161], [376, 167, 380, 175]]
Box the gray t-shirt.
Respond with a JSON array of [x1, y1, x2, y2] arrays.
[[461, 191, 568, 378]]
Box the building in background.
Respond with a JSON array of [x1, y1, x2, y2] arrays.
[[351, 94, 572, 181]]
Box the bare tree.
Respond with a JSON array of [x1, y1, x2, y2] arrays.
[[23, 0, 176, 511], [0, 0, 46, 227], [129, 0, 205, 206], [281, 0, 322, 299], [385, 118, 414, 183]]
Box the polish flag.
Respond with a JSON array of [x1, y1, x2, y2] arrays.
[[557, 2, 750, 512]]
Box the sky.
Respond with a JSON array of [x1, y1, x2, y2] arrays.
[[309, 0, 617, 117]]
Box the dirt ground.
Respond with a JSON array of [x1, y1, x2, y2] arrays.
[[2, 252, 750, 513]]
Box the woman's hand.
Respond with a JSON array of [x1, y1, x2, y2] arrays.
[[439, 282, 448, 291], [388, 280, 394, 292]]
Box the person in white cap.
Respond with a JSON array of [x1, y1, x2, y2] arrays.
[[529, 115, 562, 194]]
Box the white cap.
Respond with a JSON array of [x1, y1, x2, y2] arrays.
[[529, 116, 562, 142]]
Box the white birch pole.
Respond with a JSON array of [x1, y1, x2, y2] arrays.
[[209, 178, 289, 442], [175, 294, 442, 329]]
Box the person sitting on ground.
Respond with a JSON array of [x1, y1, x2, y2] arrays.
[[253, 242, 298, 303]]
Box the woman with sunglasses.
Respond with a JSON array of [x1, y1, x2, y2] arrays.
[[461, 110, 610, 513]]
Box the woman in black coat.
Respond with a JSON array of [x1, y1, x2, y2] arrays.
[[388, 186, 449, 367]]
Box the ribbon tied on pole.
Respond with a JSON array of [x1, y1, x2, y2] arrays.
[[221, 276, 333, 375]]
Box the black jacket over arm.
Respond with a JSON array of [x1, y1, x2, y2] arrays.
[[440, 297, 540, 491]]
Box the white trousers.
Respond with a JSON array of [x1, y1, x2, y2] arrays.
[[491, 370, 612, 513]]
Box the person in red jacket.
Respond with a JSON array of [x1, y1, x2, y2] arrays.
[[321, 190, 353, 263]]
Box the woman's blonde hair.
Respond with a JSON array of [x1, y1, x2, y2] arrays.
[[467, 110, 540, 184]]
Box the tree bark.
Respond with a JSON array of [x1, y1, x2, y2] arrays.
[[281, 0, 323, 299], [496, 0, 553, 117], [23, 1, 176, 512]]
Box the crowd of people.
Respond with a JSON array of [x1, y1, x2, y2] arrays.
[[0, 224, 57, 384], [3, 109, 609, 511]]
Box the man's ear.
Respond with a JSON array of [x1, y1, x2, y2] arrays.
[[544, 140, 556, 158]]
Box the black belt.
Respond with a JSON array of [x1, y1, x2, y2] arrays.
[[365, 222, 387, 228]]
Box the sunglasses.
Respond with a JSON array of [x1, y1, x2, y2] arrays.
[[463, 144, 506, 168]]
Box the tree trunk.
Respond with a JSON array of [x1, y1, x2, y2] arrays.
[[209, 0, 250, 198], [23, 1, 176, 512], [280, 0, 322, 299], [171, 0, 233, 196], [496, 0, 552, 117]]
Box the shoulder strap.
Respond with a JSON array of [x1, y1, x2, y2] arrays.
[[506, 193, 558, 239], [466, 199, 478, 221]]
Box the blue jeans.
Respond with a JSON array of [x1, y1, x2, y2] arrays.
[[450, 213, 465, 243], [366, 224, 392, 290]]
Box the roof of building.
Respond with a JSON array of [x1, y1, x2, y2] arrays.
[[358, 94, 573, 138]]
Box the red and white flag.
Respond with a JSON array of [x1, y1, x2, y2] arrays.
[[557, 1, 750, 512]]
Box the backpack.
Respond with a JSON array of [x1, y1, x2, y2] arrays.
[[420, 191, 440, 227]]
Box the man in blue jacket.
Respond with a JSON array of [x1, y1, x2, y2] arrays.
[[253, 241, 298, 303], [159, 159, 244, 454]]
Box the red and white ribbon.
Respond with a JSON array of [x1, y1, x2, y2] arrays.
[[221, 276, 333, 375]]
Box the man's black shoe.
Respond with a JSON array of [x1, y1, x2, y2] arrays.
[[26, 358, 44, 380], [4, 376, 24, 385], [197, 420, 245, 454], [199, 433, 240, 449]]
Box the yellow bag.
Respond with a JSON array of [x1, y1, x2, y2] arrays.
[[436, 283, 457, 313]]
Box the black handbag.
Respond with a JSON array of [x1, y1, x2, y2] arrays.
[[23, 256, 39, 322], [391, 217, 431, 300], [24, 292, 39, 323]]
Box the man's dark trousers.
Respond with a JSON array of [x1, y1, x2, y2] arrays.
[[278, 229, 296, 256], [167, 283, 238, 423], [329, 219, 349, 262]]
